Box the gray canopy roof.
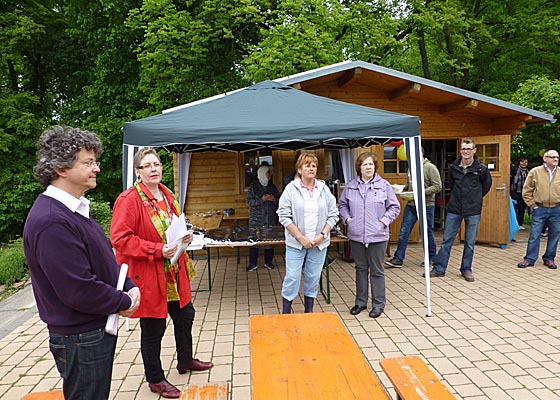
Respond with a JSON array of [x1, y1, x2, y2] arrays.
[[123, 80, 420, 152]]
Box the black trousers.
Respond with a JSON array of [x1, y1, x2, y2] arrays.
[[140, 301, 195, 383]]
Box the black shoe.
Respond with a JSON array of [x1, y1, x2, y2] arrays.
[[385, 257, 403, 268], [246, 264, 257, 272], [350, 305, 366, 315], [264, 263, 275, 270], [544, 261, 558, 269], [517, 260, 534, 268], [328, 256, 336, 265], [369, 308, 384, 318]]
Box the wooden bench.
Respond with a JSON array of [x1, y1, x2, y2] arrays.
[[22, 391, 64, 400], [181, 382, 229, 399], [380, 356, 456, 400], [250, 313, 389, 400]]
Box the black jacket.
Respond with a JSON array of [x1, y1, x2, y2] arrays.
[[246, 181, 280, 227], [446, 156, 492, 216]]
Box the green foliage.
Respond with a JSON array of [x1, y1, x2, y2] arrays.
[[88, 198, 114, 239], [0, 0, 558, 244], [0, 239, 28, 286], [510, 76, 560, 166]]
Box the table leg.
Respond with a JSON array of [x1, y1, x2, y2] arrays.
[[319, 253, 331, 304], [193, 247, 212, 292]]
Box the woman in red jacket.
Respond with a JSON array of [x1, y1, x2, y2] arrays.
[[111, 148, 212, 399]]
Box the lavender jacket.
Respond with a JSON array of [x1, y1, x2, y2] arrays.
[[339, 174, 401, 244]]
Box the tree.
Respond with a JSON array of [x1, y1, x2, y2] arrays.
[[510, 76, 560, 166]]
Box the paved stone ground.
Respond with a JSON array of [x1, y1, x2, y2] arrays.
[[2, 228, 560, 399]]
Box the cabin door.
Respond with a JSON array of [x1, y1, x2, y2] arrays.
[[460, 135, 511, 246]]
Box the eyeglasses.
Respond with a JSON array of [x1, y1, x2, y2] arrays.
[[137, 162, 162, 170], [83, 160, 101, 168], [546, 156, 559, 159], [460, 147, 475, 151]]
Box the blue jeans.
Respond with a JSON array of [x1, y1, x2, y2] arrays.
[[432, 213, 481, 275], [523, 206, 560, 264], [282, 245, 327, 301], [49, 328, 117, 400], [394, 204, 436, 262]]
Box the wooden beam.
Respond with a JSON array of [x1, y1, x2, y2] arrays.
[[440, 99, 478, 114], [389, 82, 421, 101], [491, 115, 531, 131], [337, 67, 362, 88]]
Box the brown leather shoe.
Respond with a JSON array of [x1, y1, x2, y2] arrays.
[[148, 379, 180, 399], [177, 358, 214, 374]]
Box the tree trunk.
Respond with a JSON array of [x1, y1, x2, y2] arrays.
[[418, 29, 431, 79]]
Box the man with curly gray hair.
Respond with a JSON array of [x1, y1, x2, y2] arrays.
[[23, 126, 141, 400]]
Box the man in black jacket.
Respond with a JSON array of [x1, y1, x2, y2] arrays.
[[426, 138, 493, 282]]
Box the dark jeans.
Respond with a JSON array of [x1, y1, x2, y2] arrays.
[[511, 192, 527, 226], [394, 204, 436, 262], [140, 301, 195, 383], [249, 246, 274, 266], [524, 206, 560, 263], [49, 328, 117, 400], [432, 213, 481, 274]]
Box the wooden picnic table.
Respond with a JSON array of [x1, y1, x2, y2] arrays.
[[250, 313, 390, 400]]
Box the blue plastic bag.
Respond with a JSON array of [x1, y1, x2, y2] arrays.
[[508, 197, 520, 242]]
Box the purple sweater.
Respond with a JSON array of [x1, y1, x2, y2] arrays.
[[23, 194, 136, 335]]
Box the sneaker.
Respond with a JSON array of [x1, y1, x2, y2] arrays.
[[541, 232, 548, 238], [264, 263, 275, 270], [422, 270, 445, 278], [420, 261, 433, 267], [519, 226, 526, 230], [246, 264, 258, 272], [544, 261, 558, 269], [461, 271, 475, 282], [517, 260, 534, 268], [385, 257, 403, 268], [328, 256, 336, 265]]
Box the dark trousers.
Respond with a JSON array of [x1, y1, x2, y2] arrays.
[[511, 191, 527, 226], [140, 301, 195, 383], [49, 328, 117, 400], [350, 240, 387, 309], [249, 246, 274, 266]]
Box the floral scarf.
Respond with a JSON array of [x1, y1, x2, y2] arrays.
[[134, 182, 196, 301]]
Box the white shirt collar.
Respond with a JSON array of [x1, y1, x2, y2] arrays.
[[43, 185, 90, 218]]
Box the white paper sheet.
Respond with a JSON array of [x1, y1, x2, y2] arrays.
[[165, 213, 188, 246], [105, 263, 128, 336]]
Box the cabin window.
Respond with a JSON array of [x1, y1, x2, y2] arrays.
[[476, 143, 499, 171], [242, 150, 273, 190], [382, 145, 408, 174]]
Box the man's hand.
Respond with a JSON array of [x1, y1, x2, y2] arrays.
[[120, 288, 141, 317]]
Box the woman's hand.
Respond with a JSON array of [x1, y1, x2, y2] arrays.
[[182, 232, 193, 246], [162, 243, 178, 259], [299, 236, 314, 249]]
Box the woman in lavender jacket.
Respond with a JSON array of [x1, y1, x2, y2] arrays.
[[339, 152, 400, 318]]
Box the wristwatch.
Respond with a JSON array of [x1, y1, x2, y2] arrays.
[[322, 232, 328, 239]]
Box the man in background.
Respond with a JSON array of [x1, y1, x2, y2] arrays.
[[426, 138, 492, 282], [518, 149, 560, 270], [511, 157, 529, 229], [23, 126, 140, 400], [386, 150, 442, 268]]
